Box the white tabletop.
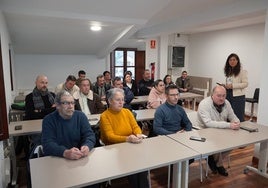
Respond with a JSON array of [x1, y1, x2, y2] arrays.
[[167, 121, 268, 155], [30, 136, 199, 188], [179, 92, 203, 100]]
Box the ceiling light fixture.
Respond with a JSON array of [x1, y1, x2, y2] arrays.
[[90, 25, 102, 31]]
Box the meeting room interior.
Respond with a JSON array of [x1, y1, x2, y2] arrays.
[[1, 0, 268, 188]]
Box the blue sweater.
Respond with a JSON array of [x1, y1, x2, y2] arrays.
[[153, 102, 192, 135], [42, 110, 96, 157]]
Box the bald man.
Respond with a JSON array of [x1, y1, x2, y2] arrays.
[[197, 85, 240, 176], [25, 75, 56, 120]]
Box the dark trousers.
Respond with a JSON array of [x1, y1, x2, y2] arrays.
[[226, 89, 245, 122], [128, 171, 150, 188]]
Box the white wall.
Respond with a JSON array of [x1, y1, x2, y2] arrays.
[[0, 10, 13, 188], [14, 54, 106, 95], [188, 23, 264, 116]]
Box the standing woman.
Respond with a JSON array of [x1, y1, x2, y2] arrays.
[[224, 53, 248, 122], [123, 71, 138, 96]]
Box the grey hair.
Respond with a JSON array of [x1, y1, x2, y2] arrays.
[[55, 90, 73, 104], [106, 88, 125, 104]]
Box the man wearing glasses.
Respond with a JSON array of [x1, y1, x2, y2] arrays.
[[153, 84, 192, 135], [42, 90, 96, 160]]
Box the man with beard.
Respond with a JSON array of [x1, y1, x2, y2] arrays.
[[18, 75, 56, 158], [42, 90, 96, 159]]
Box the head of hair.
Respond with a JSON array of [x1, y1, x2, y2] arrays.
[[212, 85, 226, 95], [106, 88, 125, 104], [224, 53, 241, 77], [55, 90, 73, 104], [165, 84, 178, 95], [182, 70, 187, 74], [112, 77, 122, 85], [143, 69, 150, 75], [78, 70, 86, 75], [79, 78, 92, 87], [153, 79, 163, 88], [103, 71, 110, 76], [96, 74, 104, 80], [66, 75, 76, 82], [163, 74, 171, 85], [123, 71, 132, 81]]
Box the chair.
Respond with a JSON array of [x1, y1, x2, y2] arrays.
[[245, 88, 260, 121]]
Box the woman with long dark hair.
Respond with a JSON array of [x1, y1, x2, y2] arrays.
[[223, 53, 248, 122]]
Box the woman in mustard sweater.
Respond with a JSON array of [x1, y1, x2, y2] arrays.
[[100, 88, 149, 188]]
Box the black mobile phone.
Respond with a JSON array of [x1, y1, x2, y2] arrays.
[[14, 125, 22, 130], [189, 136, 206, 142]]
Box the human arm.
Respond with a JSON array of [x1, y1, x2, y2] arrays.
[[124, 87, 134, 105], [180, 108, 192, 131], [24, 93, 56, 120], [147, 88, 162, 109]]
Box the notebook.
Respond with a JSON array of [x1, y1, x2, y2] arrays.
[[240, 123, 258, 132]]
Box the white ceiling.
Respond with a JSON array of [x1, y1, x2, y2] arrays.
[[0, 0, 267, 58]]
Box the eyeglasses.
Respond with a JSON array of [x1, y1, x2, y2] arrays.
[[60, 101, 75, 106]]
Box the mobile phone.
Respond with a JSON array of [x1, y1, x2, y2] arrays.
[[88, 118, 99, 121], [14, 125, 22, 130], [189, 136, 206, 142]]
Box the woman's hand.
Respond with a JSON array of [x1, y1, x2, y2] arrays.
[[126, 134, 142, 143]]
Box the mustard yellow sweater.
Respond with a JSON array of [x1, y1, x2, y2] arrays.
[[100, 108, 142, 145]]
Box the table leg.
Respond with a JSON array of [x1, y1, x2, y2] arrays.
[[172, 162, 181, 188], [9, 136, 18, 186], [181, 160, 189, 188], [244, 141, 268, 178]]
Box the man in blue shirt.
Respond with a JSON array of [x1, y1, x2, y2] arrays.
[[153, 84, 192, 135], [42, 90, 96, 160]]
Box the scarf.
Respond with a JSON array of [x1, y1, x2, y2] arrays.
[[32, 87, 54, 110]]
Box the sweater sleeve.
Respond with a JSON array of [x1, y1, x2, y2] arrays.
[[233, 70, 248, 89]]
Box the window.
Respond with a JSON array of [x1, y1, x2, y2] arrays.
[[112, 48, 137, 79]]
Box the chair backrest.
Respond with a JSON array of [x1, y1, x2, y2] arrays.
[[253, 88, 260, 102]]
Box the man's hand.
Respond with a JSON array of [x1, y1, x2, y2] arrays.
[[80, 146, 90, 157], [230, 122, 240, 130], [63, 147, 84, 160]]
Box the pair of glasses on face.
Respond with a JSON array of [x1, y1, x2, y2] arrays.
[[60, 101, 75, 106]]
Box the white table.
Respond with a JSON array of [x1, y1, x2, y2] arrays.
[[179, 92, 203, 110], [167, 121, 268, 178], [30, 136, 199, 188]]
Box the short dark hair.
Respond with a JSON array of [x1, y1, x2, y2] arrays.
[[112, 77, 121, 85], [66, 75, 76, 82], [165, 84, 178, 95], [78, 70, 86, 75], [103, 71, 110, 76]]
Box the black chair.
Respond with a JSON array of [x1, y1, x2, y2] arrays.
[[245, 88, 260, 121]]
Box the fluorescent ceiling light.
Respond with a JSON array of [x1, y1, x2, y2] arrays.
[[90, 25, 102, 31]]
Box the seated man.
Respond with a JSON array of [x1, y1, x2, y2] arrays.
[[55, 75, 80, 96], [175, 70, 193, 92], [92, 74, 111, 101], [73, 78, 105, 116], [76, 70, 86, 86], [153, 84, 192, 135], [112, 76, 134, 110], [197, 85, 240, 176], [42, 90, 96, 159], [138, 69, 154, 96]]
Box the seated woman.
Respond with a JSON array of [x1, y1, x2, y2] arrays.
[[163, 74, 174, 87], [147, 79, 166, 109], [100, 88, 149, 188]]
